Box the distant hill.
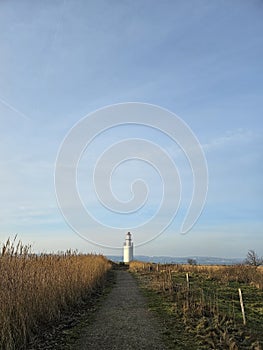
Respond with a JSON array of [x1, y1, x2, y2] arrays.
[[107, 255, 244, 265]]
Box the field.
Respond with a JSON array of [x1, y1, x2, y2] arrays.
[[130, 261, 263, 349], [1, 238, 262, 350], [0, 238, 111, 350]]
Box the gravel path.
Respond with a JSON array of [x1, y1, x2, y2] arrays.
[[75, 270, 167, 350]]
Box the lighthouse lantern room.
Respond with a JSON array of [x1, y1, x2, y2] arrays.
[[123, 232, 133, 263]]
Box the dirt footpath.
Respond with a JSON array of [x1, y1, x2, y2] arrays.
[[75, 270, 167, 350]]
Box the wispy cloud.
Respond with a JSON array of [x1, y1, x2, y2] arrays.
[[0, 1, 262, 256], [0, 96, 31, 121], [203, 128, 256, 152]]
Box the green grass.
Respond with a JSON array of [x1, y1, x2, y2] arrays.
[[132, 269, 263, 349], [132, 273, 200, 350]]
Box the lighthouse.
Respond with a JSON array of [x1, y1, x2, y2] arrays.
[[123, 232, 133, 263]]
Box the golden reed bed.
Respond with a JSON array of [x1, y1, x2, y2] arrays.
[[0, 238, 111, 350]]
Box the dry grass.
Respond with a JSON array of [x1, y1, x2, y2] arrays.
[[0, 238, 111, 350], [130, 261, 263, 349], [130, 261, 263, 289]]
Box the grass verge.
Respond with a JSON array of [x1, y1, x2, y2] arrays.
[[131, 264, 263, 350]]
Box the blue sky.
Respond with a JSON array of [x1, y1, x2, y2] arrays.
[[0, 1, 262, 258]]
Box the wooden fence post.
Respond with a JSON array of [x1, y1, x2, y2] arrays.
[[186, 273, 189, 289], [238, 288, 246, 325]]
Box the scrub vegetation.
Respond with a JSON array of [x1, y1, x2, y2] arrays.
[[130, 261, 263, 349], [0, 238, 111, 350]]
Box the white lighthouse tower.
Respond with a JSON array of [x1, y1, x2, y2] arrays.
[[123, 232, 133, 263]]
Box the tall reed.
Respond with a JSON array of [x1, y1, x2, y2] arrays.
[[0, 238, 111, 350]]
